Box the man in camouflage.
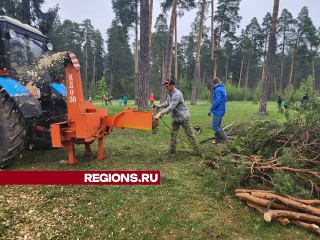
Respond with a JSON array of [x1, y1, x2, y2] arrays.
[[154, 79, 198, 154]]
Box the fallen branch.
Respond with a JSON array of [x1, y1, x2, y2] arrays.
[[287, 195, 320, 206], [251, 192, 320, 216], [235, 189, 272, 194], [264, 210, 320, 224], [247, 201, 290, 225], [291, 220, 320, 234], [236, 192, 290, 211]]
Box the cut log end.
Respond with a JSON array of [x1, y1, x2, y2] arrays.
[[264, 212, 272, 222]]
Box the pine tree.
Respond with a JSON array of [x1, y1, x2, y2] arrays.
[[259, 0, 279, 114], [0, 0, 58, 34], [106, 21, 134, 98], [214, 0, 242, 78], [139, 0, 151, 110], [277, 9, 295, 91]]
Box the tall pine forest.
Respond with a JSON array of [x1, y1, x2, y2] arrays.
[[2, 0, 320, 106]]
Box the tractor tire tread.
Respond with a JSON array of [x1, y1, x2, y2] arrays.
[[0, 91, 26, 167]]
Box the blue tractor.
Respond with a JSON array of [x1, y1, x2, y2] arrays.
[[0, 16, 67, 167]]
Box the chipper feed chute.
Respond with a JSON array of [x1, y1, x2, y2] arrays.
[[50, 51, 155, 165]]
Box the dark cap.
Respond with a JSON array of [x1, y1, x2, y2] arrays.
[[162, 79, 175, 86]]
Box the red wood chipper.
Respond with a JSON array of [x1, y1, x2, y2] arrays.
[[51, 51, 156, 165]]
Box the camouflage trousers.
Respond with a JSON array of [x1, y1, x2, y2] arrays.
[[169, 118, 198, 151]]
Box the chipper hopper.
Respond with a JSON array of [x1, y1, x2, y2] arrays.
[[51, 51, 156, 165]]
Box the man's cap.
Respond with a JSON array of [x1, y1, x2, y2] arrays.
[[162, 79, 175, 86]]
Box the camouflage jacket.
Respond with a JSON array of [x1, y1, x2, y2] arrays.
[[162, 88, 190, 123]]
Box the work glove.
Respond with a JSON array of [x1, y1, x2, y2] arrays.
[[208, 112, 212, 117], [154, 112, 162, 120]]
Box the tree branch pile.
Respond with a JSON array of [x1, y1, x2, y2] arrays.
[[231, 120, 320, 196], [235, 189, 320, 234]]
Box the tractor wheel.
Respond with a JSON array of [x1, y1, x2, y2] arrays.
[[0, 91, 26, 167]]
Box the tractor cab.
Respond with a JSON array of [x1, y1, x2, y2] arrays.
[[0, 16, 68, 167], [0, 16, 53, 78], [0, 16, 66, 115]]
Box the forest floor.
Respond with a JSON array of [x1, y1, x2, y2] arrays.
[[0, 100, 318, 239]]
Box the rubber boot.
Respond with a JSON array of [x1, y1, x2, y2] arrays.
[[211, 132, 221, 146], [218, 130, 228, 142]]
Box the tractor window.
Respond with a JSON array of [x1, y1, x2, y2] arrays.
[[9, 33, 46, 76]]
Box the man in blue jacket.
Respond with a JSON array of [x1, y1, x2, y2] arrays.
[[209, 77, 228, 144]]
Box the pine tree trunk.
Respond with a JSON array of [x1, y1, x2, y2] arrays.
[[258, 0, 279, 114], [210, 0, 215, 79], [148, 0, 153, 98], [85, 46, 88, 97], [261, 30, 269, 82], [191, 0, 206, 105], [289, 47, 297, 86], [279, 22, 286, 93], [244, 58, 250, 101], [225, 58, 229, 81], [159, 52, 165, 100], [174, 13, 178, 81], [135, 1, 139, 105], [215, 20, 224, 78], [312, 60, 315, 94], [238, 58, 244, 88], [139, 0, 150, 110], [160, 0, 177, 103], [148, 0, 153, 58], [93, 51, 96, 86], [289, 33, 299, 87]]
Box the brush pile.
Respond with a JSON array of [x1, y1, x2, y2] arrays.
[[236, 189, 320, 234], [229, 100, 320, 234], [232, 119, 320, 196]]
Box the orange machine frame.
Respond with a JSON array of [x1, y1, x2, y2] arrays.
[[51, 51, 155, 164]]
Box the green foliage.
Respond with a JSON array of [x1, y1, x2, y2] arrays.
[[272, 172, 312, 198], [106, 20, 134, 98], [197, 84, 211, 101], [237, 120, 282, 157], [228, 109, 320, 197], [95, 77, 109, 100], [87, 80, 97, 100], [0, 0, 58, 34], [224, 81, 245, 101], [251, 80, 262, 104], [282, 75, 319, 123]]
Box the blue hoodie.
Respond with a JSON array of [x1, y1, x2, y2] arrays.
[[210, 83, 227, 116]]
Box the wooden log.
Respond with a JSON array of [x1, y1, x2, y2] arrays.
[[236, 192, 290, 210], [247, 201, 266, 213], [247, 201, 290, 225], [251, 192, 320, 216], [291, 220, 320, 234], [287, 195, 320, 205], [264, 210, 320, 224], [235, 189, 272, 194]]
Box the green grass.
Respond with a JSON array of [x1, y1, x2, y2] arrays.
[[0, 101, 317, 239]]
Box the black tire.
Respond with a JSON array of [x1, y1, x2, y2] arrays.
[[0, 91, 26, 167]]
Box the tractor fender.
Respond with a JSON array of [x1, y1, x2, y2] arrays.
[[51, 82, 67, 100], [0, 76, 42, 118]]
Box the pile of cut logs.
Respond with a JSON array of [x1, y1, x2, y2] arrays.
[[236, 189, 320, 234]]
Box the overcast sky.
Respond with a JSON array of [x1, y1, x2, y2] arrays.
[[43, 0, 320, 42]]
